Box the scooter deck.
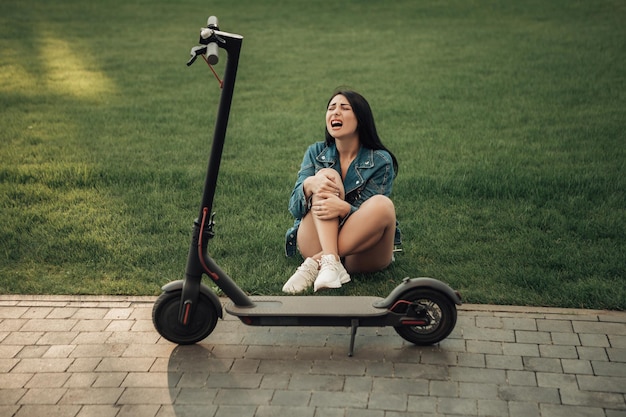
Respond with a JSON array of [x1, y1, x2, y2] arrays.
[[225, 296, 387, 317]]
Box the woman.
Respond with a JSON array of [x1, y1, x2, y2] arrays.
[[283, 89, 399, 293]]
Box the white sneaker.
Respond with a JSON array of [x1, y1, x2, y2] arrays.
[[282, 258, 319, 294], [314, 254, 350, 292]]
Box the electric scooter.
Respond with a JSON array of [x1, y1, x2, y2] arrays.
[[152, 16, 462, 356]]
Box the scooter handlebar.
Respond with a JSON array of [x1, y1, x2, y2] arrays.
[[187, 16, 243, 67]]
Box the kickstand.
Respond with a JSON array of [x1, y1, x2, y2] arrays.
[[348, 319, 359, 357]]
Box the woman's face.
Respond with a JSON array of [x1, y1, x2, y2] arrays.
[[326, 94, 358, 141]]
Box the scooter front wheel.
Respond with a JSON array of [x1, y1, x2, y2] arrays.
[[394, 288, 457, 345], [152, 290, 218, 345]]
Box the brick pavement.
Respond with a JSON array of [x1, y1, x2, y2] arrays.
[[0, 295, 624, 417]]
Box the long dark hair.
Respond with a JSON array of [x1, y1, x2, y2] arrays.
[[324, 89, 399, 174]]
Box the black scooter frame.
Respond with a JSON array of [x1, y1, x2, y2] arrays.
[[154, 17, 462, 356]]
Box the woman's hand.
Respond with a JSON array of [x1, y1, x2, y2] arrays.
[[311, 193, 350, 220]]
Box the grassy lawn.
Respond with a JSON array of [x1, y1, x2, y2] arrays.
[[1, 0, 624, 309]]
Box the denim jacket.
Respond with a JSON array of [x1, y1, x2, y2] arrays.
[[285, 141, 399, 257]]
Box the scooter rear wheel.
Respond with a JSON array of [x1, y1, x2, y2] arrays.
[[152, 290, 218, 345], [394, 288, 457, 345]]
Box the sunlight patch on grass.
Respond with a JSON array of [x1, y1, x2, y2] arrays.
[[39, 31, 117, 99], [0, 62, 37, 94]]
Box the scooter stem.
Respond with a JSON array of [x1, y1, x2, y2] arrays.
[[181, 27, 253, 325], [200, 31, 242, 214]]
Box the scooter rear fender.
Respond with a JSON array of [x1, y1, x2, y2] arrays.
[[161, 280, 224, 319], [373, 277, 462, 309]]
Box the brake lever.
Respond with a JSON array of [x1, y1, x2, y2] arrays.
[[187, 45, 207, 66]]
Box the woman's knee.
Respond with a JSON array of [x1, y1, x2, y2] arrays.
[[317, 168, 342, 185], [361, 195, 396, 222]]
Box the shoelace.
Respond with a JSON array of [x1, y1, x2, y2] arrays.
[[319, 257, 339, 271]]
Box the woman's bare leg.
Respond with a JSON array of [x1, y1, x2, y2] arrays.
[[338, 195, 396, 273], [296, 168, 345, 261]]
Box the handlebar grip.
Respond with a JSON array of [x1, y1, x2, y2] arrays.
[[205, 42, 219, 65], [207, 16, 219, 29], [205, 16, 219, 65]]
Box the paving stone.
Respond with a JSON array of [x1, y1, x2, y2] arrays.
[[14, 404, 82, 417], [95, 357, 155, 372], [560, 387, 625, 409], [578, 346, 609, 361], [373, 376, 429, 395], [311, 359, 367, 376], [551, 332, 581, 346], [540, 404, 606, 417], [309, 391, 368, 408], [477, 398, 509, 416], [256, 405, 314, 417], [592, 360, 626, 377], [121, 343, 174, 358], [580, 333, 611, 347], [429, 380, 458, 397], [18, 388, 66, 404], [94, 372, 128, 388], [610, 335, 626, 348], [459, 382, 499, 399], [515, 330, 552, 344], [364, 360, 394, 376], [485, 354, 524, 370], [392, 363, 449, 380], [561, 358, 594, 375], [448, 367, 507, 384], [22, 307, 54, 319], [117, 387, 174, 404], [537, 319, 574, 333], [463, 327, 515, 342], [174, 388, 218, 405], [3, 331, 43, 345], [259, 374, 289, 390], [501, 317, 537, 331], [16, 345, 49, 358], [574, 321, 626, 336], [508, 401, 540, 417], [437, 397, 477, 415], [213, 388, 274, 405], [522, 357, 563, 373], [270, 389, 311, 406], [466, 340, 503, 355], [539, 344, 579, 358], [0, 307, 29, 319], [457, 352, 486, 367], [577, 375, 626, 393], [12, 358, 73, 373], [536, 372, 578, 389], [59, 387, 124, 405], [498, 385, 561, 404], [64, 373, 98, 388], [608, 347, 626, 362], [502, 342, 540, 357], [368, 391, 407, 411], [288, 373, 344, 391], [156, 404, 218, 417], [0, 373, 33, 389], [75, 404, 121, 417], [506, 370, 537, 386], [24, 372, 70, 388], [70, 344, 127, 358]]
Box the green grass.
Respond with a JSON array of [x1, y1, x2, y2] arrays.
[[1, 0, 624, 309]]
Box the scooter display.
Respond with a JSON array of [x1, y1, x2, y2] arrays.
[[152, 16, 462, 356]]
